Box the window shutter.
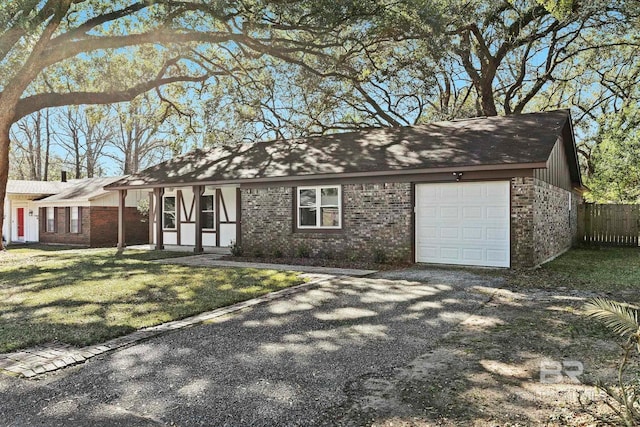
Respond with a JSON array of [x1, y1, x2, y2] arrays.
[[65, 207, 70, 233], [53, 207, 58, 233], [39, 207, 45, 233], [77, 207, 82, 234]]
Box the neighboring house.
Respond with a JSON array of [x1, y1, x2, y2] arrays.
[[106, 109, 584, 268], [2, 177, 148, 247], [2, 180, 70, 244], [34, 177, 149, 247]]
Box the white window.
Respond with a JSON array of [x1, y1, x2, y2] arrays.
[[201, 193, 215, 230], [46, 207, 55, 232], [163, 196, 176, 229], [70, 207, 80, 233], [297, 186, 341, 229]]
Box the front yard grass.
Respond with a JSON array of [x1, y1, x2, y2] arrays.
[[0, 247, 303, 353], [506, 246, 640, 292]]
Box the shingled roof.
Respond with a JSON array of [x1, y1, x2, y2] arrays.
[[106, 109, 580, 190], [36, 177, 125, 203], [6, 180, 72, 196]]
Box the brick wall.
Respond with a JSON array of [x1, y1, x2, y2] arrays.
[[39, 206, 147, 247], [90, 207, 148, 247], [532, 178, 576, 265], [510, 177, 535, 268], [241, 183, 413, 262], [510, 177, 579, 268], [39, 207, 91, 246]]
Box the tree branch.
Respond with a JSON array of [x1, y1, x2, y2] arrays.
[[14, 73, 208, 120]]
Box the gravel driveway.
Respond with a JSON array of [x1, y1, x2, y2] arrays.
[[0, 270, 502, 426]]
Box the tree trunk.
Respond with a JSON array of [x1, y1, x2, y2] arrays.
[[44, 109, 50, 181], [0, 117, 12, 250]]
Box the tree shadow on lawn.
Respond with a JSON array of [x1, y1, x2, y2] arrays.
[[0, 251, 302, 353]]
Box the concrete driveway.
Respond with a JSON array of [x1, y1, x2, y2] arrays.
[[0, 270, 501, 426]]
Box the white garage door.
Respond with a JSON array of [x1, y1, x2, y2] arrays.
[[415, 181, 510, 267]]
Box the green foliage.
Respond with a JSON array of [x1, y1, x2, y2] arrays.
[[587, 106, 640, 203], [229, 239, 243, 257], [372, 248, 387, 264], [584, 298, 640, 348], [295, 245, 311, 258], [583, 298, 640, 426]]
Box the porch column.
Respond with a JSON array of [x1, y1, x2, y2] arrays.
[[117, 190, 127, 250], [154, 187, 164, 250], [148, 191, 154, 245], [193, 185, 203, 253]]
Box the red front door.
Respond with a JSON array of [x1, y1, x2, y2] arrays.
[[17, 208, 24, 238]]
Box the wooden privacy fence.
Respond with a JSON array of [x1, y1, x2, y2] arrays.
[[578, 204, 640, 246]]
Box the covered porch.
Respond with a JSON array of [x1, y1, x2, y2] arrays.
[[114, 185, 239, 253]]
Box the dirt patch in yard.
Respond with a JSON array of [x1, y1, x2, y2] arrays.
[[320, 285, 637, 426]]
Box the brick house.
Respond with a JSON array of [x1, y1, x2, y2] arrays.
[[33, 177, 148, 247], [106, 110, 584, 268]]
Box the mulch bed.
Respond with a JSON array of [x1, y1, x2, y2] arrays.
[[221, 255, 411, 271]]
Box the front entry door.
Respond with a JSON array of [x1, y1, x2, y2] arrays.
[[17, 208, 25, 239]]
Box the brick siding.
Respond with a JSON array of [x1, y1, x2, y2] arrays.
[[241, 183, 413, 262], [532, 178, 577, 265], [39, 207, 91, 246], [90, 207, 148, 247], [510, 177, 535, 268], [39, 206, 147, 247], [510, 177, 579, 268]]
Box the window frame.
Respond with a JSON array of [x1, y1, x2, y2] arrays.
[[46, 207, 55, 233], [296, 185, 342, 230], [69, 206, 80, 234], [162, 195, 177, 230], [200, 190, 216, 231]]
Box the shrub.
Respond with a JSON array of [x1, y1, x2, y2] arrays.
[[229, 240, 243, 257], [273, 248, 283, 258], [582, 298, 640, 426], [296, 245, 311, 258], [372, 248, 387, 264]]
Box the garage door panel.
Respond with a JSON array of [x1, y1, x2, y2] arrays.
[[440, 247, 460, 260], [486, 227, 508, 241], [462, 227, 483, 240], [420, 206, 437, 218], [462, 206, 482, 219], [440, 227, 459, 239], [462, 185, 483, 199], [416, 181, 510, 268], [486, 206, 508, 219], [418, 226, 437, 239], [462, 248, 484, 262], [440, 206, 459, 219]]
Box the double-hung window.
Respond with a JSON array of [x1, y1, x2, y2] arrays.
[[69, 207, 80, 233], [201, 193, 215, 230], [297, 186, 341, 229], [163, 196, 176, 229], [46, 207, 55, 232]]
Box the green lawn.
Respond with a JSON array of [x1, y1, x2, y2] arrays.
[[0, 247, 303, 353], [506, 247, 640, 292]]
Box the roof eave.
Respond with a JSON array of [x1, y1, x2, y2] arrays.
[[104, 161, 549, 190]]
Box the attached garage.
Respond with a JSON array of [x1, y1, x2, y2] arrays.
[[415, 181, 510, 267]]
